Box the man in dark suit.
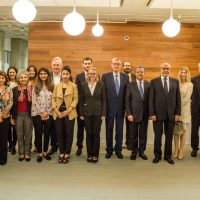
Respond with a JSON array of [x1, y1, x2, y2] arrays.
[[149, 62, 181, 165], [191, 63, 200, 157], [123, 61, 136, 149], [101, 58, 129, 159], [75, 57, 93, 156], [126, 65, 149, 160], [48, 56, 63, 155]]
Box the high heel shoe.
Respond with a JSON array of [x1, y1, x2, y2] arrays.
[[58, 155, 64, 163], [18, 154, 25, 161], [178, 151, 184, 160], [87, 157, 93, 163], [92, 157, 98, 163], [63, 156, 69, 164], [25, 155, 31, 162], [173, 151, 179, 158]]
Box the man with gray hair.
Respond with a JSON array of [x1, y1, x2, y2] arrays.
[[101, 58, 128, 159], [149, 62, 181, 164]]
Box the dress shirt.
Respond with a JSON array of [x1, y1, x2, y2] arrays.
[[113, 72, 120, 86], [88, 82, 97, 96], [53, 73, 61, 85], [161, 75, 169, 92]]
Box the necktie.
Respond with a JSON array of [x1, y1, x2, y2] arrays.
[[164, 77, 168, 95], [139, 81, 144, 98], [114, 74, 120, 95]]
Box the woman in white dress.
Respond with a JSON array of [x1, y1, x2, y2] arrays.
[[173, 66, 193, 160]]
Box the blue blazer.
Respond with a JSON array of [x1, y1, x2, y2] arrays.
[[101, 72, 128, 116]]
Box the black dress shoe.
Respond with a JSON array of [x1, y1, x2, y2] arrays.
[[11, 147, 16, 155], [37, 156, 43, 163], [105, 153, 112, 159], [76, 148, 82, 156], [130, 152, 137, 160], [164, 158, 174, 165], [48, 148, 57, 155], [87, 157, 93, 163], [139, 152, 148, 160], [116, 152, 123, 159], [44, 154, 51, 160], [153, 158, 160, 164], [25, 157, 31, 162], [191, 150, 197, 157]]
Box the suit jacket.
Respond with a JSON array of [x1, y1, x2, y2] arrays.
[[101, 72, 128, 116], [75, 72, 86, 95], [128, 73, 136, 82], [125, 80, 150, 122], [52, 81, 78, 120], [191, 75, 200, 117], [79, 82, 106, 117], [11, 86, 32, 120], [149, 76, 181, 121]]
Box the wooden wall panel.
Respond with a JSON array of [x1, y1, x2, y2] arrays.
[[28, 22, 200, 80]]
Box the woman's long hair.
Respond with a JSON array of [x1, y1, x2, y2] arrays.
[[178, 66, 191, 83], [34, 67, 54, 95], [7, 66, 18, 81]]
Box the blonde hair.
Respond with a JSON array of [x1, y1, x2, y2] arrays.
[[17, 70, 29, 81], [178, 66, 191, 83], [87, 67, 99, 82]]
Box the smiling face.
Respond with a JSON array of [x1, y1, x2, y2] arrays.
[[28, 67, 36, 79], [88, 68, 97, 82], [180, 69, 187, 82], [52, 59, 62, 74], [0, 75, 6, 87], [123, 61, 132, 74], [83, 59, 92, 72], [19, 73, 29, 86], [39, 71, 48, 82], [160, 63, 171, 77], [8, 69, 17, 81], [61, 70, 70, 82]]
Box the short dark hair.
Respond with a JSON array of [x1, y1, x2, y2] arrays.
[[83, 57, 92, 63]]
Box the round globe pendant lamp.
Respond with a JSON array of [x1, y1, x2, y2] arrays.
[[12, 0, 37, 24], [63, 1, 86, 36], [92, 11, 104, 37], [162, 0, 180, 37]]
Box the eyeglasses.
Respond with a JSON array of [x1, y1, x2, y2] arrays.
[[89, 73, 96, 75], [162, 68, 170, 70], [112, 63, 121, 66]]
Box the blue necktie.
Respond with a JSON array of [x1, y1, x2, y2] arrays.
[[139, 81, 144, 99], [114, 74, 120, 95], [164, 77, 168, 95]]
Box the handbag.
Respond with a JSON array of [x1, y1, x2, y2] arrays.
[[174, 121, 185, 134]]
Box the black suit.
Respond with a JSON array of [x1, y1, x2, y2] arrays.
[[191, 75, 200, 151], [75, 72, 86, 149], [125, 73, 136, 148], [125, 80, 149, 153], [149, 76, 181, 159], [101, 72, 128, 154], [79, 81, 106, 157]]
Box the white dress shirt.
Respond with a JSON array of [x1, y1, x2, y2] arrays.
[[161, 75, 170, 92]]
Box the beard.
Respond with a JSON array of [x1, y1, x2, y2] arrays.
[[124, 68, 131, 74]]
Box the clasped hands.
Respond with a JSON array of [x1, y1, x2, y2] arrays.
[[56, 107, 73, 118]]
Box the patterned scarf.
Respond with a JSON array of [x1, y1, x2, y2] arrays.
[[18, 85, 32, 102]]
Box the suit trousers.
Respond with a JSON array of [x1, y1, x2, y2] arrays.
[[129, 119, 148, 153], [15, 112, 33, 155], [0, 117, 10, 165], [191, 114, 200, 151], [153, 119, 175, 159], [76, 116, 85, 149], [106, 113, 124, 153], [84, 115, 102, 158], [125, 117, 130, 148], [8, 124, 17, 148], [55, 116, 75, 154], [32, 115, 53, 153]]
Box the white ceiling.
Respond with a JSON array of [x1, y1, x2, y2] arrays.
[[0, 0, 200, 39]]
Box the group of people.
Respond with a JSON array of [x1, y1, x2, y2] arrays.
[[0, 56, 200, 166]]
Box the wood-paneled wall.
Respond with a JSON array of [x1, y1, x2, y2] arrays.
[[28, 22, 200, 80]]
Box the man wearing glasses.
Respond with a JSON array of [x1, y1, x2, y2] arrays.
[[149, 63, 181, 164], [101, 58, 129, 159]]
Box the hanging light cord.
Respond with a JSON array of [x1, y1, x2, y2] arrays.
[[170, 0, 173, 18]]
